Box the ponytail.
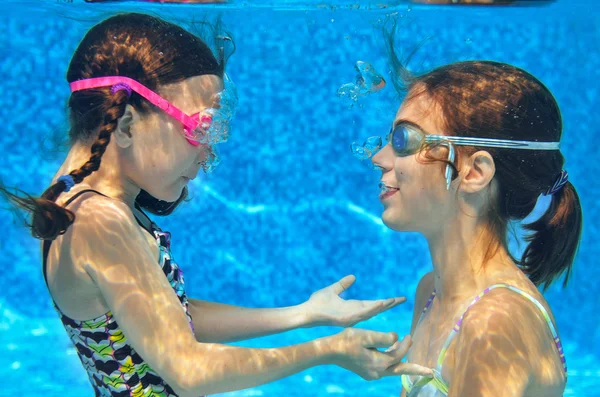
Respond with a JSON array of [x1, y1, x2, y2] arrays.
[[520, 182, 583, 290]]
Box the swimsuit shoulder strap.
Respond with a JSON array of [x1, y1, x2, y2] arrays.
[[435, 284, 567, 375], [42, 189, 108, 286]]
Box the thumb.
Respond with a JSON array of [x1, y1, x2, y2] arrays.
[[332, 274, 356, 295]]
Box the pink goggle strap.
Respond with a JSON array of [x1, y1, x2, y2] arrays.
[[69, 76, 199, 133]]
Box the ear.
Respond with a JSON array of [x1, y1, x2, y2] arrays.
[[113, 105, 139, 149], [458, 150, 496, 194]]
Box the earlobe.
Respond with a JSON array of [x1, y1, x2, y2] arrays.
[[460, 151, 495, 193], [113, 105, 138, 149]]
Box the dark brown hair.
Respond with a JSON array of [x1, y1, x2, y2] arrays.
[[1, 13, 232, 239], [384, 23, 583, 290]]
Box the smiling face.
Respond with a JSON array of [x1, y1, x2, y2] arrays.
[[121, 74, 224, 202], [371, 92, 458, 236]]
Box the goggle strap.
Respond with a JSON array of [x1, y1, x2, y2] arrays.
[[424, 135, 560, 150], [70, 76, 198, 132]]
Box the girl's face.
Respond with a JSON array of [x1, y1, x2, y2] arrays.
[[371, 93, 458, 237], [123, 74, 224, 202]]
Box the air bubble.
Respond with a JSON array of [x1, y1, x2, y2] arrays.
[[337, 61, 386, 107], [351, 136, 382, 161]]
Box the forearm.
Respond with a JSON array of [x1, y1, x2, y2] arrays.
[[175, 337, 333, 397], [189, 299, 308, 343]]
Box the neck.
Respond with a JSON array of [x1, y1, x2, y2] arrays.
[[425, 215, 514, 305], [53, 140, 140, 208]]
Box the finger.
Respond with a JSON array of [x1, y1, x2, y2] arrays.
[[377, 297, 407, 310], [366, 297, 407, 310], [352, 298, 407, 322], [332, 274, 356, 295], [386, 296, 407, 307], [364, 331, 399, 349], [385, 362, 434, 378], [383, 340, 402, 353], [383, 335, 413, 362]]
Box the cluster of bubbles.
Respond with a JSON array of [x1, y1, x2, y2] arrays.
[[199, 61, 386, 173], [351, 136, 382, 161], [338, 61, 387, 168], [337, 61, 386, 107], [198, 73, 239, 173]]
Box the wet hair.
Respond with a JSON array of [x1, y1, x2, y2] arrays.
[[384, 22, 583, 290], [1, 12, 233, 239]]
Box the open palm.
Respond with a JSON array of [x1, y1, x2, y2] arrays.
[[302, 275, 406, 327]]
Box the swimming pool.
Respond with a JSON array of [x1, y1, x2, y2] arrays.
[[0, 0, 598, 395]]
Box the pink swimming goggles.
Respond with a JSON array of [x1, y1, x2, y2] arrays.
[[69, 74, 237, 147]]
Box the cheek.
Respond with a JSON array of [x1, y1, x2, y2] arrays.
[[395, 159, 446, 204], [393, 156, 422, 186]]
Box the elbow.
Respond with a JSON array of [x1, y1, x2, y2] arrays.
[[167, 364, 212, 397], [166, 347, 224, 397], [169, 374, 211, 397], [158, 346, 212, 397], [170, 385, 204, 397]]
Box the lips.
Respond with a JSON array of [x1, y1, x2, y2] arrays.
[[378, 181, 399, 193], [378, 181, 399, 201]]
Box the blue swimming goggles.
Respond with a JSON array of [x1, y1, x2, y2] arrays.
[[388, 121, 560, 156], [353, 121, 561, 189]]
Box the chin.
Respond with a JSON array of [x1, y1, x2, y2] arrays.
[[164, 186, 186, 203], [381, 209, 411, 232]]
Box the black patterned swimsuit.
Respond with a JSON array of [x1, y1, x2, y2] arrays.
[[43, 189, 196, 396]]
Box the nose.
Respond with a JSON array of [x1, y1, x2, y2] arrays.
[[371, 143, 394, 173]]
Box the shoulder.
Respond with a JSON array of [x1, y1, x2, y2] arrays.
[[459, 286, 551, 340], [65, 191, 141, 233], [458, 287, 532, 347], [63, 192, 157, 271], [62, 190, 134, 220], [455, 286, 559, 373], [449, 286, 565, 395]]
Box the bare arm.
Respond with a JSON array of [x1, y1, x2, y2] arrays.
[[71, 198, 429, 397], [188, 275, 406, 344], [188, 299, 306, 343]]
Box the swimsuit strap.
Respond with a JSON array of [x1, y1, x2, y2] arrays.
[[42, 189, 107, 287], [436, 283, 567, 375], [401, 369, 448, 396], [134, 202, 161, 235], [415, 289, 436, 326], [400, 288, 443, 396], [402, 283, 567, 396]]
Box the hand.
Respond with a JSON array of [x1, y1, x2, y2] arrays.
[[327, 329, 433, 380], [301, 275, 406, 327]]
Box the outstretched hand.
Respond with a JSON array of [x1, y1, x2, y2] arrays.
[[301, 275, 406, 328]]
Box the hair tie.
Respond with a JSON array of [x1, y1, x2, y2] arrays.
[[111, 82, 132, 97], [544, 170, 568, 196], [58, 175, 75, 192]]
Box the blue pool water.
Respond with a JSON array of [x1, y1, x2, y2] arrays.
[[0, 0, 598, 395]]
